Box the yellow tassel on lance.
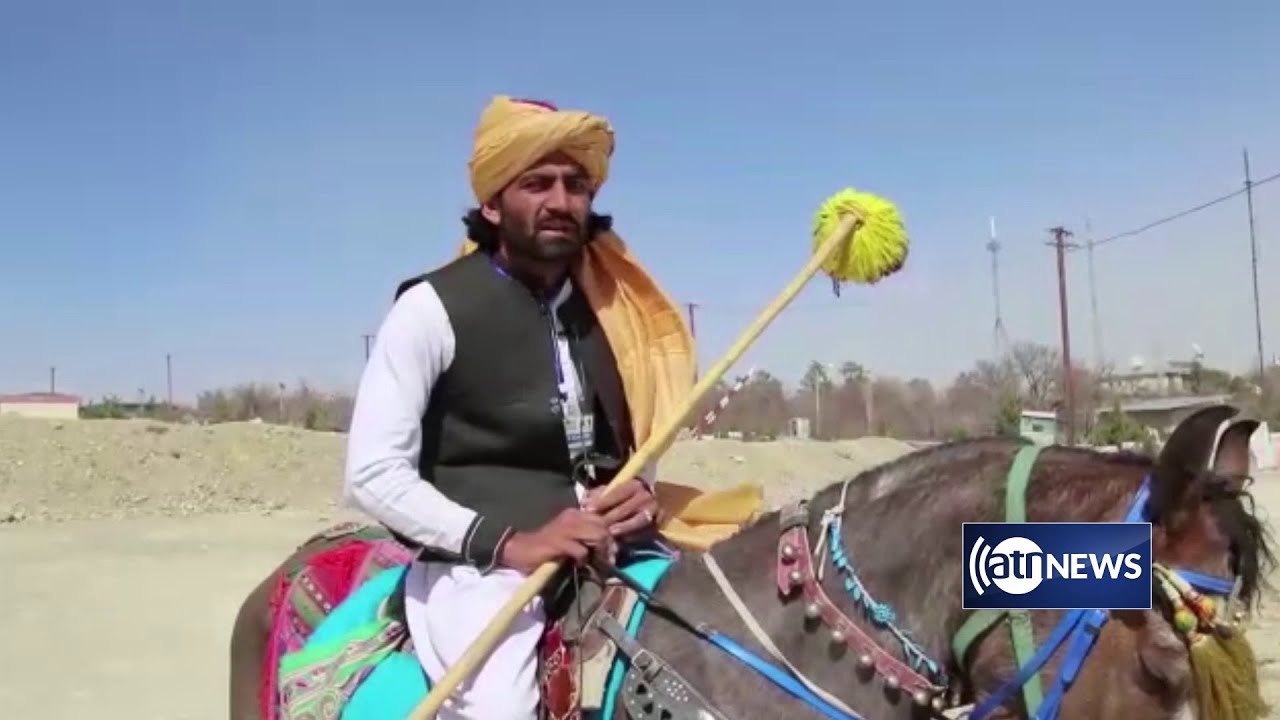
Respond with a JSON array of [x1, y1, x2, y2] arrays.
[[811, 188, 908, 285], [1188, 632, 1269, 720]]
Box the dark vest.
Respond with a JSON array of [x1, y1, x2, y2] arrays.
[[394, 251, 636, 552]]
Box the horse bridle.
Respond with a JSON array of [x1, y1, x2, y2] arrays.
[[961, 472, 1240, 720], [713, 456, 1244, 720], [609, 459, 1245, 720]]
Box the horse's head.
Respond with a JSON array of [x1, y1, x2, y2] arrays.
[[1074, 405, 1274, 719], [1148, 405, 1270, 604]]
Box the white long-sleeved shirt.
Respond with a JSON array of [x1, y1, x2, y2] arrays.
[[343, 275, 655, 558]]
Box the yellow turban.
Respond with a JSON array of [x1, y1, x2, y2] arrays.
[[456, 95, 763, 551], [468, 95, 616, 203]]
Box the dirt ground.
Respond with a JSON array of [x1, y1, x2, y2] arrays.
[[0, 418, 1276, 718]]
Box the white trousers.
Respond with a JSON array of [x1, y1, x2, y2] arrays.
[[404, 559, 546, 720]]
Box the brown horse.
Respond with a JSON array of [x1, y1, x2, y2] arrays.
[[229, 404, 1273, 719]]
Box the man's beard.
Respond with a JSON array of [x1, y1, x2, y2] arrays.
[[500, 216, 586, 263]]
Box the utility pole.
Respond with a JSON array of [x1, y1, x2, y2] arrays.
[[1048, 227, 1078, 445], [49, 366, 56, 394], [166, 353, 173, 406], [685, 302, 699, 380], [863, 371, 875, 435], [362, 333, 375, 361], [1245, 148, 1265, 384], [1085, 218, 1104, 370], [814, 383, 821, 439]]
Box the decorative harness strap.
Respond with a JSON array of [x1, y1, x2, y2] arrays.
[[702, 551, 863, 717], [776, 501, 948, 703]]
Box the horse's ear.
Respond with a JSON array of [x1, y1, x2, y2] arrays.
[[1156, 404, 1239, 474], [1150, 404, 1239, 520], [1212, 417, 1259, 480]]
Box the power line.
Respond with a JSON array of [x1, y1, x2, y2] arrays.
[[1092, 169, 1280, 248]]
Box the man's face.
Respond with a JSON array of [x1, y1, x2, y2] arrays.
[[481, 152, 593, 263]]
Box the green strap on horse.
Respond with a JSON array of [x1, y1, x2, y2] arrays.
[[951, 443, 1046, 715]]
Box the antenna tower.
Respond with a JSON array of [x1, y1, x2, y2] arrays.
[[987, 216, 1009, 356]]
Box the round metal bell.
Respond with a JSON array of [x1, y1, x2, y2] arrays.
[[804, 602, 821, 619], [788, 569, 803, 586], [830, 629, 846, 644], [781, 543, 797, 561], [913, 690, 931, 706], [884, 675, 901, 692], [857, 654, 874, 669], [931, 696, 946, 712]]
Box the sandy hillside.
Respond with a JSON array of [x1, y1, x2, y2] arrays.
[[0, 416, 915, 522], [0, 417, 1275, 719]]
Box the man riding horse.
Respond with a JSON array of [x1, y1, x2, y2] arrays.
[[232, 95, 1273, 720], [343, 94, 713, 719]]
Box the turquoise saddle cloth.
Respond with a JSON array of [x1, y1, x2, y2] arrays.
[[294, 556, 674, 719]]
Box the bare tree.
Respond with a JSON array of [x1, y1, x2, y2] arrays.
[[1009, 342, 1061, 409]]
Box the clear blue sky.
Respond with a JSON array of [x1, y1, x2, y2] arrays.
[[3, 1, 1278, 402]]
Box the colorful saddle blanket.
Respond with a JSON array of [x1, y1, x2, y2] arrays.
[[272, 538, 673, 719], [261, 523, 414, 719]]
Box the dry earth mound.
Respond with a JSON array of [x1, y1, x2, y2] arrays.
[[0, 417, 917, 522]]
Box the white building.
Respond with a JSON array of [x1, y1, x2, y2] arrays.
[[0, 392, 82, 420]]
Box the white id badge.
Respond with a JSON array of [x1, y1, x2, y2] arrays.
[[563, 409, 594, 455]]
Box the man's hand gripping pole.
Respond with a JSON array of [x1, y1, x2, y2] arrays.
[[407, 188, 909, 719]]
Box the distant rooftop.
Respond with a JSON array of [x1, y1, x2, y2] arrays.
[[0, 392, 82, 404], [1107, 360, 1197, 379], [1106, 395, 1230, 413]]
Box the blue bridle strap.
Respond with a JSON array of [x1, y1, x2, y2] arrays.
[[605, 549, 865, 719], [705, 631, 863, 720], [1174, 568, 1237, 596], [968, 474, 1239, 720]]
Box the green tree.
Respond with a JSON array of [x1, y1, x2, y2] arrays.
[[1089, 400, 1152, 448], [839, 361, 867, 386], [994, 392, 1021, 437], [801, 361, 833, 393], [80, 396, 127, 419]]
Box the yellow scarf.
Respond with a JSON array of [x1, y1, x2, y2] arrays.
[[454, 96, 762, 550]]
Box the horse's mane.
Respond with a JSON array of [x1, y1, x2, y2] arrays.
[[1207, 485, 1275, 608], [729, 436, 1273, 607], [747, 436, 1154, 523]]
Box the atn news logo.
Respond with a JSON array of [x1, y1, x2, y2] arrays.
[[962, 522, 1153, 610]]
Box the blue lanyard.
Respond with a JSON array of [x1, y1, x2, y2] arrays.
[[488, 257, 568, 388]]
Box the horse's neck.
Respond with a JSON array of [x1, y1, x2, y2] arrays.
[[651, 443, 1152, 717], [674, 498, 958, 717]]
